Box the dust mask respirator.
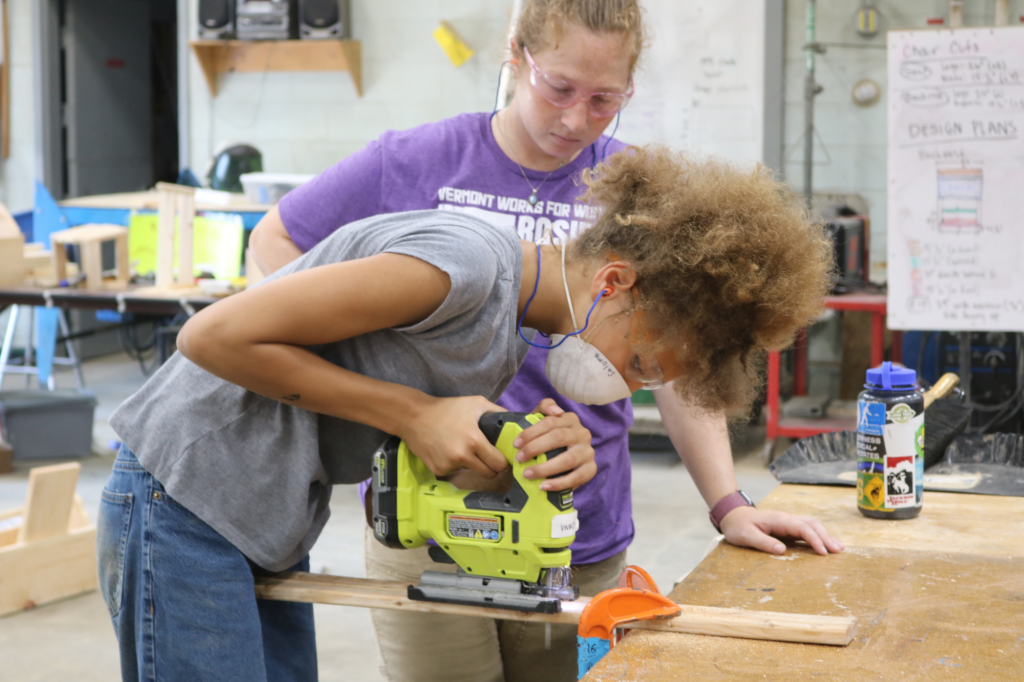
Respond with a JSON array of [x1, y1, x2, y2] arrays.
[[517, 243, 633, 406]]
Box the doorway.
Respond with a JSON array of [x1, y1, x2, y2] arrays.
[[34, 0, 180, 200]]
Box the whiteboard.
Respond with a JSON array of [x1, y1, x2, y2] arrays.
[[615, 0, 766, 165], [887, 27, 1024, 331]]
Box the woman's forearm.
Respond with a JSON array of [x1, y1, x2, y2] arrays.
[[653, 387, 737, 508]]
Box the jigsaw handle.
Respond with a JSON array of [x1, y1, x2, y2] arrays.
[[478, 412, 567, 463], [466, 412, 575, 518]]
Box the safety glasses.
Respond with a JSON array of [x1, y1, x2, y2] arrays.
[[523, 46, 633, 118], [624, 352, 665, 391]]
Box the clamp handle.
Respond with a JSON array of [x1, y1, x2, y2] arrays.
[[577, 565, 681, 678]]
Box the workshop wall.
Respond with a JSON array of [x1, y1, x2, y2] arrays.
[[781, 0, 1024, 284], [0, 0, 39, 213], [186, 0, 515, 179]]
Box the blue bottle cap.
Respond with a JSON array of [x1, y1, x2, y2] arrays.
[[865, 361, 917, 390]]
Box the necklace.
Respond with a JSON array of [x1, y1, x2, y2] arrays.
[[500, 111, 565, 206]]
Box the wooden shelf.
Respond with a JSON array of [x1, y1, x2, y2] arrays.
[[189, 39, 361, 97]]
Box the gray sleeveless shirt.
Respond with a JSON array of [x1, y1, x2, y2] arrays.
[[110, 210, 528, 570]]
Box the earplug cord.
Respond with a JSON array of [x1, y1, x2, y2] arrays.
[[517, 241, 606, 350]]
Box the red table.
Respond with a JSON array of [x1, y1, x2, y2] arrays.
[[766, 294, 901, 441]]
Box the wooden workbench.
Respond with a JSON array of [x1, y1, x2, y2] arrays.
[[586, 485, 1024, 680]]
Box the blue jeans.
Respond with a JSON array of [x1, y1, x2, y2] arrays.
[[97, 446, 317, 682]]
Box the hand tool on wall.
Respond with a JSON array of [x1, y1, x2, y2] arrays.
[[371, 411, 580, 614]]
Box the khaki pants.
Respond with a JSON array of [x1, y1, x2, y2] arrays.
[[364, 527, 627, 682]]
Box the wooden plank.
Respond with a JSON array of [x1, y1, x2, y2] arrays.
[[175, 192, 194, 287], [114, 232, 130, 287], [16, 462, 80, 544], [216, 40, 356, 74], [67, 495, 90, 532], [339, 39, 362, 96], [23, 248, 52, 271], [156, 188, 176, 289], [0, 526, 97, 617], [0, 235, 25, 286], [0, 200, 21, 238], [190, 42, 221, 96], [0, 507, 21, 548], [50, 224, 128, 243], [188, 40, 362, 97], [627, 604, 856, 645], [79, 239, 103, 291], [255, 572, 856, 646], [155, 182, 196, 196]]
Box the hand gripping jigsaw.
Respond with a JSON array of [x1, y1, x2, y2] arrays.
[[371, 412, 581, 614]]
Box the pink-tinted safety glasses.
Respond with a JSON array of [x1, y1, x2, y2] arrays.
[[523, 45, 633, 118]]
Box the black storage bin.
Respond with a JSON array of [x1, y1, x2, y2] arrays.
[[0, 390, 98, 459]]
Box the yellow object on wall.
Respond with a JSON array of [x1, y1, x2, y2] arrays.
[[433, 22, 474, 67]]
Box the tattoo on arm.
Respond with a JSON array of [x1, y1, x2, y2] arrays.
[[282, 394, 301, 402]]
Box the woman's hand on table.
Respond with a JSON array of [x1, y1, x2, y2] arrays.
[[719, 506, 845, 556]]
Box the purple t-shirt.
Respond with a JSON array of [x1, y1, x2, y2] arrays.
[[279, 112, 633, 565]]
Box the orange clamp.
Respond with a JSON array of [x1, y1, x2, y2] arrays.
[[578, 565, 681, 642]]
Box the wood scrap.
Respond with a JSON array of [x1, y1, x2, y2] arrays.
[[50, 224, 129, 290], [254, 571, 857, 646], [155, 183, 196, 290], [0, 463, 97, 616], [17, 463, 80, 543]]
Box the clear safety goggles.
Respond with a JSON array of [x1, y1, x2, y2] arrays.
[[625, 352, 665, 390], [523, 45, 634, 118]]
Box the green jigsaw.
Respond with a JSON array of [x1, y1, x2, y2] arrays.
[[371, 412, 581, 614]]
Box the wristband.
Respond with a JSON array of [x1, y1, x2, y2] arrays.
[[709, 490, 755, 532]]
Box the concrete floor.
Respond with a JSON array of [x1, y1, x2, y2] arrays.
[[0, 353, 782, 681]]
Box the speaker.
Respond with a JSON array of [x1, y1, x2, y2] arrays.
[[198, 0, 235, 39], [299, 0, 349, 39]]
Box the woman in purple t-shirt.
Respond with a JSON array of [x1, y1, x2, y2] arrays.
[[250, 1, 842, 680]]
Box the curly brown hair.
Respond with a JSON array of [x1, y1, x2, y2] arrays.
[[513, 0, 646, 71], [572, 146, 834, 416]]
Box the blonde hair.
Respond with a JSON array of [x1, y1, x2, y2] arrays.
[[512, 0, 646, 71], [573, 146, 835, 416]]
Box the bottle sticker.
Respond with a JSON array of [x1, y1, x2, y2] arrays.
[[885, 455, 916, 508], [884, 403, 924, 459], [448, 515, 500, 541], [857, 402, 886, 436], [859, 474, 885, 510], [551, 511, 579, 539]]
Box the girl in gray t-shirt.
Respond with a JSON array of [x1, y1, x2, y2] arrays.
[[100, 145, 836, 680]]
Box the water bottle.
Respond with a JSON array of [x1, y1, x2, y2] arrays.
[[856, 362, 924, 519]]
